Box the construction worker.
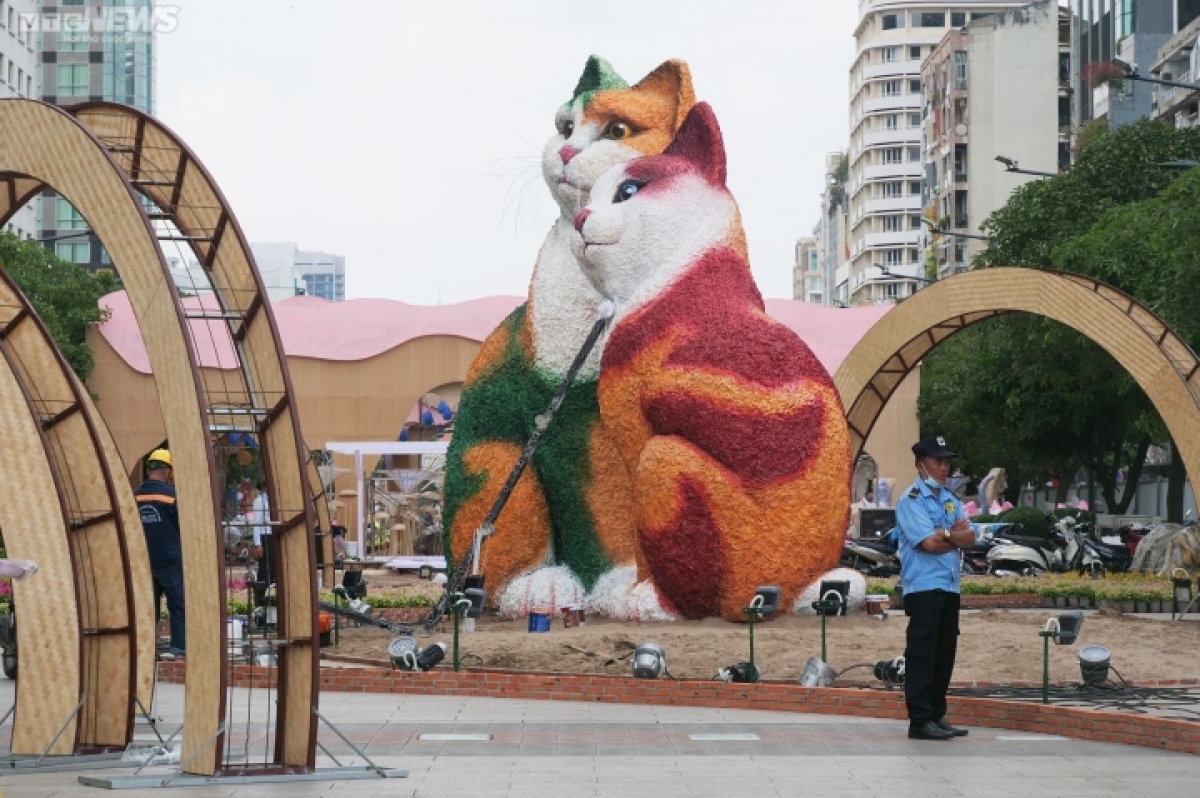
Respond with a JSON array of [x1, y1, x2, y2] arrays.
[[136, 449, 185, 658]]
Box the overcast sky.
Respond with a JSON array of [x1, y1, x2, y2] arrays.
[[157, 1, 858, 304]]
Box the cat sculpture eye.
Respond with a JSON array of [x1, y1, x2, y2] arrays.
[[614, 180, 643, 203], [604, 121, 633, 140], [558, 119, 575, 138]]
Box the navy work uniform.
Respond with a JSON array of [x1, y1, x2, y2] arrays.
[[136, 455, 185, 654], [895, 439, 971, 735]]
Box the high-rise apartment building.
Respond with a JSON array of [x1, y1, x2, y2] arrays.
[[1073, 0, 1199, 128], [250, 243, 347, 303], [1, 0, 39, 240], [846, 1, 1027, 304], [35, 0, 158, 271], [921, 1, 1066, 276], [1149, 12, 1200, 127], [793, 235, 821, 303]]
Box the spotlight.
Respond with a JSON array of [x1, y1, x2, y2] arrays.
[[388, 635, 418, 669], [463, 587, 486, 619], [816, 580, 850, 616], [752, 585, 781, 618], [416, 642, 447, 671], [1079, 645, 1112, 685], [798, 656, 837, 687], [1039, 612, 1085, 703], [340, 569, 368, 600], [631, 642, 666, 679], [715, 662, 758, 683], [1172, 568, 1194, 619], [873, 656, 906, 687], [995, 155, 1017, 169]]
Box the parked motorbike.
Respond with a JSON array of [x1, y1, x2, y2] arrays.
[[841, 536, 901, 577], [987, 516, 1100, 576], [1078, 521, 1132, 574], [960, 523, 1020, 574]]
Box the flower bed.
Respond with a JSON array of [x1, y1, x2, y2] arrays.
[[868, 573, 1180, 613]]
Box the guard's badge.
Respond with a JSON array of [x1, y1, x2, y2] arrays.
[[944, 500, 956, 515], [936, 436, 946, 446]]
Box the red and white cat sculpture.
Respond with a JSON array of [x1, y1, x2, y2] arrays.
[[572, 103, 852, 621]]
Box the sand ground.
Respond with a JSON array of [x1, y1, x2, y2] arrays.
[[319, 570, 1200, 684]]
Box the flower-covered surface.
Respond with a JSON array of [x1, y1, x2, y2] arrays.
[[444, 57, 696, 606], [794, 567, 868, 615], [576, 104, 852, 621]]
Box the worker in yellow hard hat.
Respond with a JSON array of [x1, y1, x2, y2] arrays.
[[136, 448, 185, 659]]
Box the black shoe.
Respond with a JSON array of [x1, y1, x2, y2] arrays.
[[908, 721, 956, 740], [934, 717, 968, 737]]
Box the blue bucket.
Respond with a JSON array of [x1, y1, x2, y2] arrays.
[[528, 612, 550, 633]]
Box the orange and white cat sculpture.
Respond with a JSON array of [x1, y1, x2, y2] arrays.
[[573, 103, 851, 621]]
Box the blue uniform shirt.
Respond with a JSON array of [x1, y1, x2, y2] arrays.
[[896, 477, 966, 595], [136, 479, 181, 568]]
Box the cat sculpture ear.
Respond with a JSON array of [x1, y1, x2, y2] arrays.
[[633, 59, 696, 131], [571, 55, 629, 103], [661, 102, 727, 187]]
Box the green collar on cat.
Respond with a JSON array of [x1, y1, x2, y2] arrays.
[[569, 55, 628, 110]]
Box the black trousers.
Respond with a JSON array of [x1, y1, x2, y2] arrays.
[[253, 536, 273, 608], [903, 588, 960, 725]]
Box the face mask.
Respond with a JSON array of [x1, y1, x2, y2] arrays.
[[918, 465, 941, 491]]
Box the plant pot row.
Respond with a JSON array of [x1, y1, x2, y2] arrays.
[[1043, 595, 1170, 613]]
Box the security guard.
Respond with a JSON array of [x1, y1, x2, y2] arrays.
[[895, 435, 976, 740], [136, 449, 185, 658]]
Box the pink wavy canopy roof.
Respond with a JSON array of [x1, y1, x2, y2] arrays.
[[95, 291, 891, 375]]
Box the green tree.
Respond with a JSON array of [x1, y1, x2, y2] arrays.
[[921, 120, 1200, 515], [0, 232, 118, 380]]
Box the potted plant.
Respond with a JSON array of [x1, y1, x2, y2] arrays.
[[1118, 586, 1137, 614]]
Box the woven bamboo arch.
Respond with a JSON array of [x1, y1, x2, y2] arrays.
[[0, 99, 320, 776], [0, 270, 154, 755], [834, 268, 1200, 485]]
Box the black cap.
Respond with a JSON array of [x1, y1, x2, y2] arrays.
[[912, 435, 956, 459]]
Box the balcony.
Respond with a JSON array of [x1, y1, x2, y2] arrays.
[[858, 231, 920, 250], [1153, 71, 1198, 117], [861, 196, 921, 216], [861, 58, 924, 82], [861, 127, 922, 147], [863, 161, 923, 181], [863, 93, 922, 114]]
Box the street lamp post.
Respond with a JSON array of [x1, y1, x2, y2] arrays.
[[921, 217, 993, 242], [995, 155, 1058, 178], [1111, 58, 1200, 92]]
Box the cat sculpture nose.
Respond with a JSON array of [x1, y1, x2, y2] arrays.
[[559, 145, 581, 164], [573, 209, 591, 233]]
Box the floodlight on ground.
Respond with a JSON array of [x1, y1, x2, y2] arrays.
[[873, 656, 906, 687], [631, 642, 666, 679], [741, 586, 781, 684], [1078, 645, 1111, 685], [798, 656, 837, 687], [388, 635, 418, 670]]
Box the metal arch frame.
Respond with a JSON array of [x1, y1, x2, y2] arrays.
[[834, 267, 1200, 486], [0, 98, 318, 776], [0, 268, 153, 755], [65, 100, 328, 773]]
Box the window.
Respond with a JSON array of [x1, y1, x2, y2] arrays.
[[881, 13, 899, 30], [808, 251, 819, 271], [909, 248, 920, 263], [909, 180, 922, 195], [884, 113, 899, 130], [58, 64, 89, 96], [882, 181, 903, 198], [6, 60, 13, 87], [808, 277, 821, 289], [57, 198, 87, 230], [909, 79, 921, 94], [883, 147, 904, 164], [907, 146, 921, 162], [882, 79, 901, 96], [1058, 95, 1070, 127], [55, 241, 91, 263], [915, 12, 946, 27], [951, 12, 966, 27], [0, 55, 4, 86], [24, 74, 30, 97], [909, 45, 922, 60], [909, 111, 922, 127], [881, 46, 900, 63], [883, 282, 903, 299], [884, 249, 904, 265], [100, 247, 111, 265], [882, 215, 903, 232], [909, 215, 923, 230], [954, 51, 967, 89]]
